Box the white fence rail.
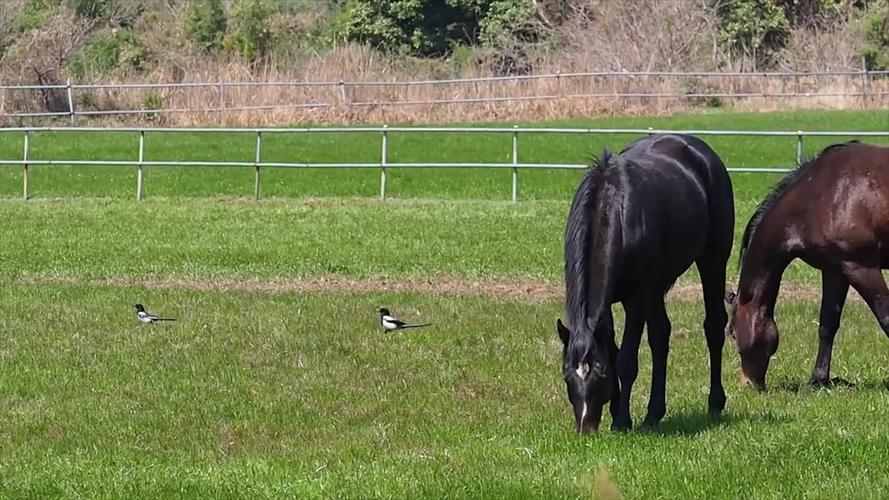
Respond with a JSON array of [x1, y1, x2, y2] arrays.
[[1, 69, 887, 121], [1, 126, 887, 201]]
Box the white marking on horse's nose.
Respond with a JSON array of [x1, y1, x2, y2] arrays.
[[580, 402, 588, 423]]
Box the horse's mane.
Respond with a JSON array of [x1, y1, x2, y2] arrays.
[[739, 141, 859, 268], [564, 149, 611, 361]]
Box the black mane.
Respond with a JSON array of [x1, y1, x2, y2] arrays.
[[564, 149, 611, 359], [739, 141, 859, 268]]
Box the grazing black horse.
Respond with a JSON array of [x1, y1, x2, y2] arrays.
[[558, 134, 734, 433], [728, 142, 889, 390]]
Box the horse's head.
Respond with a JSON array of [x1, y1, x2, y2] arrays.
[[556, 318, 613, 433], [726, 291, 778, 391]]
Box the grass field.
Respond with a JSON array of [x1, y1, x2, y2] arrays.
[[1, 109, 889, 498]]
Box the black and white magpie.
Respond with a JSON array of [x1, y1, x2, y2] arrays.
[[379, 307, 430, 332], [134, 304, 176, 323]]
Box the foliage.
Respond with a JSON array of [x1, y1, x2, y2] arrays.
[[715, 0, 789, 68], [17, 0, 63, 31], [69, 0, 109, 18], [222, 0, 272, 61], [479, 0, 537, 47], [70, 27, 149, 75], [860, 0, 889, 70], [338, 0, 491, 57], [184, 0, 228, 52]]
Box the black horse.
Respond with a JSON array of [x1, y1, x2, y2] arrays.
[[558, 134, 734, 433], [728, 142, 889, 390]]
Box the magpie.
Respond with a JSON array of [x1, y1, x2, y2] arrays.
[[134, 303, 176, 323], [379, 307, 430, 332]]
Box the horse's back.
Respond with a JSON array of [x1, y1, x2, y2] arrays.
[[620, 134, 734, 241], [615, 134, 734, 286], [793, 143, 889, 261]]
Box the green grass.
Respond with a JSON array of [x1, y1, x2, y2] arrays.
[[1, 109, 888, 497], [1, 283, 888, 498], [0, 109, 886, 200]]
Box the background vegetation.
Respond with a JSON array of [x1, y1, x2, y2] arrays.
[[0, 0, 887, 125]]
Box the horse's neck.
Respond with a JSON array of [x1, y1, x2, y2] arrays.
[[580, 206, 624, 325], [739, 240, 791, 316]]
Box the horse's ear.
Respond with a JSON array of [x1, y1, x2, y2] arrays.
[[556, 318, 570, 345], [725, 290, 737, 304]]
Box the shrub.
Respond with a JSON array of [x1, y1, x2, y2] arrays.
[[222, 0, 272, 61], [860, 0, 889, 71], [715, 0, 789, 69], [70, 28, 149, 75], [69, 0, 109, 19], [184, 0, 227, 52]]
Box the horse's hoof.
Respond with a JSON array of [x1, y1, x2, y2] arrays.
[[611, 421, 632, 432], [708, 407, 724, 420], [640, 415, 662, 430]]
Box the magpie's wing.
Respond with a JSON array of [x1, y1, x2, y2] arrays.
[[382, 315, 405, 327]]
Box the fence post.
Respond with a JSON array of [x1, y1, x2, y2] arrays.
[[796, 131, 803, 166], [861, 56, 869, 104], [254, 131, 262, 200], [648, 126, 654, 136], [380, 125, 388, 201], [137, 130, 145, 201], [66, 79, 75, 125], [339, 80, 349, 108], [512, 125, 519, 202], [22, 131, 30, 200], [218, 82, 226, 110]]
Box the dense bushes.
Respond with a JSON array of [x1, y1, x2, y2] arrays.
[[860, 0, 889, 70], [0, 0, 886, 82]]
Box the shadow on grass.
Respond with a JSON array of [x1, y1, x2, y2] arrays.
[[770, 376, 889, 393], [651, 409, 785, 437]]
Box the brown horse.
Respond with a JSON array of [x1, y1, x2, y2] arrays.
[[728, 141, 889, 390]]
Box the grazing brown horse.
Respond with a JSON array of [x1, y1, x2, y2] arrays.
[[728, 141, 889, 390]]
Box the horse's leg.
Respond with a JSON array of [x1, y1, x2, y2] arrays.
[[608, 334, 620, 424], [841, 263, 889, 336], [696, 259, 728, 416], [599, 308, 621, 426], [641, 294, 670, 428], [810, 269, 849, 385], [613, 297, 645, 431]]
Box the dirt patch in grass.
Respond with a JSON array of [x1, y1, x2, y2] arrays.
[[14, 275, 838, 303]]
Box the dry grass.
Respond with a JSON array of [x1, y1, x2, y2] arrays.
[[1, 1, 886, 127]]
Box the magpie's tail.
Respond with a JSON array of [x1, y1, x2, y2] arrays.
[[155, 318, 176, 321], [400, 322, 431, 329]]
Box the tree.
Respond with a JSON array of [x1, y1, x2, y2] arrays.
[[714, 0, 789, 69], [184, 0, 228, 52]]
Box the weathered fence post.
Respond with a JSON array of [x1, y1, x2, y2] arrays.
[[254, 131, 262, 200], [512, 125, 519, 202], [218, 82, 226, 110], [861, 56, 870, 104], [66, 79, 75, 125], [380, 125, 388, 201], [796, 131, 803, 166], [22, 131, 30, 200], [339, 80, 349, 109], [137, 130, 145, 201]]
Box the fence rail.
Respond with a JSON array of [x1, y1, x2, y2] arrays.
[[2, 126, 887, 202], [1, 68, 887, 122]]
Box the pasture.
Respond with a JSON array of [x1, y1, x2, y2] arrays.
[[1, 109, 889, 498]]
